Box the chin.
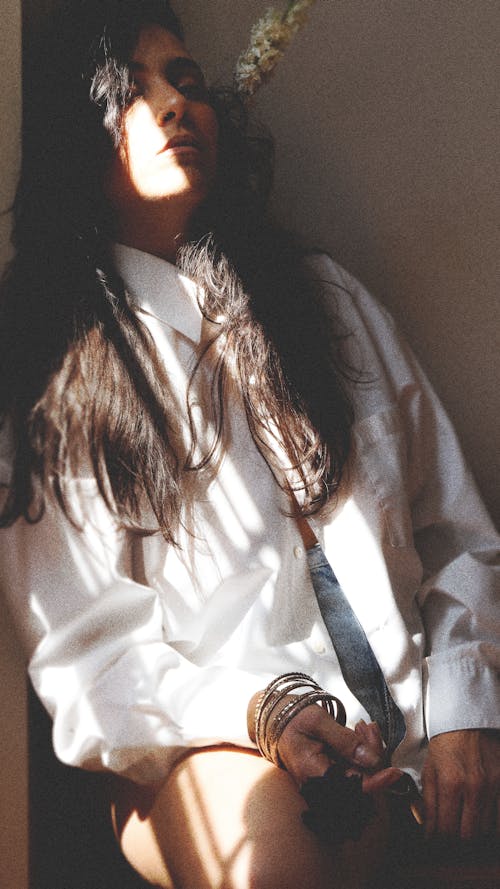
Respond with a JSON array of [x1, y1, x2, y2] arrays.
[[144, 165, 211, 200]]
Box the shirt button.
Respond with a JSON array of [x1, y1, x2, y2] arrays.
[[293, 545, 304, 559], [312, 639, 326, 655]]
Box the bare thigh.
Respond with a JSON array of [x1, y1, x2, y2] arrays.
[[111, 745, 389, 889]]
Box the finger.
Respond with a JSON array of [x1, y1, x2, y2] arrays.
[[277, 722, 341, 784], [287, 747, 334, 783], [478, 797, 496, 836], [361, 767, 404, 794], [485, 791, 500, 838], [312, 712, 384, 769], [278, 710, 382, 785], [354, 720, 385, 758], [422, 764, 437, 836], [284, 704, 384, 770], [461, 774, 489, 840], [480, 742, 500, 836], [436, 781, 462, 837]]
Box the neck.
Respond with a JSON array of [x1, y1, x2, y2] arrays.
[[113, 197, 198, 263]]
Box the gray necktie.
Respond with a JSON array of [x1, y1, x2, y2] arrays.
[[307, 543, 406, 754]]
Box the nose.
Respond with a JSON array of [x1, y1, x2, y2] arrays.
[[151, 79, 188, 127]]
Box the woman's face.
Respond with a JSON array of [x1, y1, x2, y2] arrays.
[[106, 24, 218, 213]]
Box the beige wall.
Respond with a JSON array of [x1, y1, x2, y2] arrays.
[[175, 0, 500, 527], [0, 0, 28, 886]]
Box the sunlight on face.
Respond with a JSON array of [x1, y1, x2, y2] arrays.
[[106, 25, 218, 209]]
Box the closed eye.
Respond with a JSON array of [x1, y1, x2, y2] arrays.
[[126, 56, 209, 105], [174, 79, 209, 101], [165, 56, 209, 101]]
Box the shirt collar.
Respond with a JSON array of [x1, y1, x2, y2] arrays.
[[111, 242, 204, 344]]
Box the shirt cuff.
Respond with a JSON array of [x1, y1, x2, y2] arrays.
[[423, 644, 500, 738]]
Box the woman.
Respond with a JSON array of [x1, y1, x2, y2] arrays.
[[1, 1, 499, 887]]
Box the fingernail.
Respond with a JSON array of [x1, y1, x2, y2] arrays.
[[353, 743, 379, 767], [410, 801, 425, 827]]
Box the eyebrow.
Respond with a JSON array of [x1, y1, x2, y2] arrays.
[[129, 56, 205, 80]]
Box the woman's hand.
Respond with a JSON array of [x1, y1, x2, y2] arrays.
[[278, 706, 403, 791], [422, 729, 500, 839], [248, 691, 403, 791]]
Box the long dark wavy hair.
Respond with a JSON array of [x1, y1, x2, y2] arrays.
[[0, 0, 354, 543]]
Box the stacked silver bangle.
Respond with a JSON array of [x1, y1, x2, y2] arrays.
[[254, 672, 346, 767]]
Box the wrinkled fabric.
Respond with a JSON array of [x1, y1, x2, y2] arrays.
[[0, 246, 498, 786]]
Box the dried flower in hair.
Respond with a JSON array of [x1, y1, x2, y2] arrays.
[[234, 0, 317, 99]]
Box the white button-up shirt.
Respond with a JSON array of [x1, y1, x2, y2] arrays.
[[1, 246, 499, 787]]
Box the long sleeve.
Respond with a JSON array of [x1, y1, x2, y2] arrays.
[[400, 344, 500, 737], [0, 481, 266, 785], [320, 257, 500, 740]]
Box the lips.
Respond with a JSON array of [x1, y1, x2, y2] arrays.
[[160, 133, 201, 153]]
